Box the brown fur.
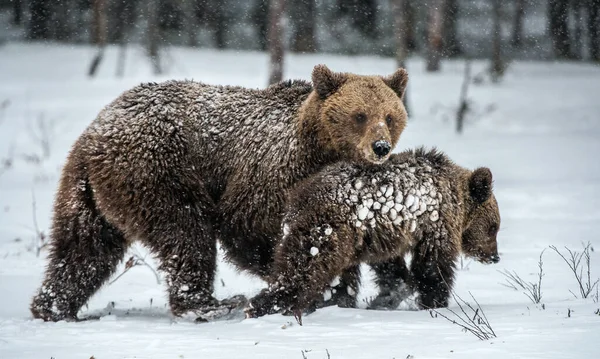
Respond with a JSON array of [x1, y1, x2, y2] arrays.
[[30, 65, 408, 321], [245, 148, 500, 319]]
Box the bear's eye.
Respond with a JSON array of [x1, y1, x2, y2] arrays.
[[488, 223, 498, 236], [385, 115, 393, 126], [354, 113, 367, 124]]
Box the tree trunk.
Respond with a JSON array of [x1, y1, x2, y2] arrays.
[[91, 0, 107, 45], [390, 0, 410, 115], [253, 0, 269, 51], [182, 0, 198, 47], [443, 0, 461, 57], [589, 0, 600, 61], [12, 0, 22, 25], [572, 0, 585, 60], [338, 0, 378, 38], [203, 1, 227, 49], [88, 0, 107, 77], [406, 0, 417, 51], [147, 0, 162, 75], [110, 0, 136, 43], [511, 0, 525, 47], [291, 0, 317, 53], [426, 0, 445, 72], [28, 0, 50, 40], [52, 0, 77, 41], [548, 0, 572, 59], [115, 0, 135, 77], [268, 0, 286, 85], [491, 0, 504, 82]]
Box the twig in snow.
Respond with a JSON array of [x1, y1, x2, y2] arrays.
[[300, 349, 312, 359], [22, 114, 55, 164], [499, 249, 545, 304], [30, 190, 47, 257], [428, 275, 496, 340], [549, 242, 599, 299], [0, 145, 15, 179], [109, 253, 161, 285]]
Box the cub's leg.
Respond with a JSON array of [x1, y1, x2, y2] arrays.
[[368, 256, 412, 310], [31, 159, 128, 322], [246, 224, 357, 318], [329, 265, 361, 308], [411, 233, 459, 309], [308, 265, 361, 312]]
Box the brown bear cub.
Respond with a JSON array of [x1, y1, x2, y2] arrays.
[[30, 65, 409, 322], [246, 148, 500, 320]]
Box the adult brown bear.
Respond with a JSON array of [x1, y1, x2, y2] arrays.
[[31, 65, 409, 322]]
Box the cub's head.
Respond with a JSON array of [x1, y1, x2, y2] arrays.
[[310, 64, 408, 164], [461, 167, 501, 264]]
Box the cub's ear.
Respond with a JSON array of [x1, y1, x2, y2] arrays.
[[312, 64, 347, 99], [382, 68, 409, 99], [469, 167, 493, 204]]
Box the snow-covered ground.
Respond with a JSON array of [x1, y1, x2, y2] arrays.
[[0, 43, 599, 359]]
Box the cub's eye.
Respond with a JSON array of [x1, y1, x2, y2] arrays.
[[488, 223, 498, 236], [385, 115, 393, 126], [354, 113, 367, 124]]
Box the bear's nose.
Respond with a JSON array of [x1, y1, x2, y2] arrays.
[[491, 254, 500, 263], [372, 141, 391, 158]]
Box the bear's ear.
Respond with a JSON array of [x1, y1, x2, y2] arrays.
[[312, 64, 347, 99], [468, 167, 493, 204], [382, 68, 409, 99]]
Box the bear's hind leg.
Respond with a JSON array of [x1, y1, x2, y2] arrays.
[[31, 180, 128, 322], [140, 192, 219, 317]]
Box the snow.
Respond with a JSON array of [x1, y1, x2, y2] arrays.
[[1, 43, 600, 358]]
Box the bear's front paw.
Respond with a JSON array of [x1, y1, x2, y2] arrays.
[[418, 294, 449, 310], [245, 289, 284, 319], [368, 292, 404, 310]]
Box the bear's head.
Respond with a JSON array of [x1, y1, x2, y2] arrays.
[[308, 64, 409, 164], [461, 167, 501, 264]]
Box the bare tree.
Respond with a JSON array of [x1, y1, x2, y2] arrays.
[[456, 59, 471, 133], [291, 0, 317, 53], [443, 0, 461, 57], [268, 0, 286, 85], [91, 0, 107, 45], [490, 0, 505, 82], [338, 0, 379, 38], [588, 0, 600, 62], [572, 0, 586, 59], [548, 0, 572, 59], [511, 0, 526, 48], [12, 0, 22, 25], [426, 0, 445, 72], [253, 0, 269, 51], [147, 0, 162, 75], [203, 0, 227, 49], [182, 0, 199, 47], [88, 0, 107, 77], [27, 0, 50, 40], [390, 0, 410, 115], [51, 0, 77, 41], [112, 0, 136, 77]]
